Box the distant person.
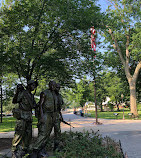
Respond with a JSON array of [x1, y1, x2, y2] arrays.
[[12, 80, 38, 158], [73, 108, 77, 114], [80, 108, 84, 117]]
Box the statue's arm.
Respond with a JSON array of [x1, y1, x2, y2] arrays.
[[12, 89, 21, 104], [59, 95, 64, 121], [12, 84, 24, 104], [39, 92, 45, 120], [12, 92, 19, 104]]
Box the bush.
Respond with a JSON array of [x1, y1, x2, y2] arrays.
[[54, 130, 125, 158], [107, 102, 114, 112]]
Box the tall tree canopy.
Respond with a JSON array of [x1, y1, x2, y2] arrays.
[[103, 0, 141, 116], [0, 0, 103, 86]]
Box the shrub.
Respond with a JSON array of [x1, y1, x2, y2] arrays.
[[54, 130, 125, 158]]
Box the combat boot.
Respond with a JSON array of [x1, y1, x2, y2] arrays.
[[28, 149, 38, 158], [38, 148, 48, 158], [12, 151, 18, 158]]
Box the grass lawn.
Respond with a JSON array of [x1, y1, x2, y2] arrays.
[[1, 108, 141, 132], [87, 109, 141, 120], [0, 116, 38, 132]]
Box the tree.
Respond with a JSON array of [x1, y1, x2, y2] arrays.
[[0, 0, 103, 86], [103, 0, 141, 116], [104, 72, 126, 111], [64, 77, 92, 108], [0, 20, 10, 122], [95, 73, 108, 112]]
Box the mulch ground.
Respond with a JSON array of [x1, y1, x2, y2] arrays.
[[0, 138, 12, 151]]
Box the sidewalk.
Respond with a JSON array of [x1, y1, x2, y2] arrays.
[[1, 113, 141, 158]]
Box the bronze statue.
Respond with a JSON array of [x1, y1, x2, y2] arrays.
[[54, 83, 64, 150], [12, 80, 38, 158], [29, 81, 58, 157]]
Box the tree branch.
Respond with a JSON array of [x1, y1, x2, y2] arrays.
[[108, 27, 132, 79], [108, 28, 125, 66], [15, 65, 23, 84], [29, 28, 57, 79], [133, 61, 141, 83], [125, 33, 131, 79], [31, 0, 46, 50], [27, 0, 47, 79]]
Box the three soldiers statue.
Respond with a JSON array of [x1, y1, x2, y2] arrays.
[[12, 80, 64, 158]]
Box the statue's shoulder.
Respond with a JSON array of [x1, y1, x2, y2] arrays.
[[43, 89, 51, 95], [22, 89, 31, 97], [18, 89, 26, 97], [58, 93, 62, 97]]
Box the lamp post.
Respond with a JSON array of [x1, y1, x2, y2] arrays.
[[121, 94, 124, 120]]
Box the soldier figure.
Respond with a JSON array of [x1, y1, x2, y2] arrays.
[[12, 80, 38, 158], [29, 81, 58, 157], [54, 83, 64, 150]]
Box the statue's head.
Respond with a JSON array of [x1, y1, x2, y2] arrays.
[[55, 83, 60, 93], [49, 80, 56, 91], [17, 84, 24, 91], [27, 80, 38, 91]]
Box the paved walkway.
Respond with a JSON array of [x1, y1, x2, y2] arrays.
[[1, 113, 141, 158]]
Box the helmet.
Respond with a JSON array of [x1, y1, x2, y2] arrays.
[[27, 80, 38, 87]]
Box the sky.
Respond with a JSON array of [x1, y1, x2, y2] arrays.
[[96, 0, 110, 12]]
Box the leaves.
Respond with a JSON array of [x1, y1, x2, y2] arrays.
[[55, 131, 124, 158], [0, 0, 103, 84]]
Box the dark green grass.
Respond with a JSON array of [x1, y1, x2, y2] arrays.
[[0, 116, 38, 132]]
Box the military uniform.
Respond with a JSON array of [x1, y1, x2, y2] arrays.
[[53, 93, 64, 148], [12, 89, 35, 156], [31, 89, 58, 151]]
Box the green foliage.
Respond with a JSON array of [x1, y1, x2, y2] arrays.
[[104, 72, 126, 102], [130, 22, 141, 60], [3, 98, 16, 112], [1, 73, 23, 112], [55, 131, 124, 158], [0, 0, 103, 85], [63, 71, 128, 109], [63, 77, 93, 108], [102, 0, 141, 105], [107, 102, 114, 111]]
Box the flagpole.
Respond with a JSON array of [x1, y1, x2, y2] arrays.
[[90, 26, 102, 125]]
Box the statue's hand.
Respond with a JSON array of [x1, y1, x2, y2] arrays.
[[16, 84, 24, 93], [40, 117, 45, 124], [59, 115, 63, 122], [33, 103, 38, 109]]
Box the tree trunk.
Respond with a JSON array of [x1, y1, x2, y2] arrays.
[[0, 84, 2, 123], [108, 28, 141, 118], [93, 78, 98, 124], [129, 81, 138, 117], [100, 103, 103, 112]]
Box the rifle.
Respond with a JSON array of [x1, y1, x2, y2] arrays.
[[59, 111, 74, 128], [61, 119, 75, 128]]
